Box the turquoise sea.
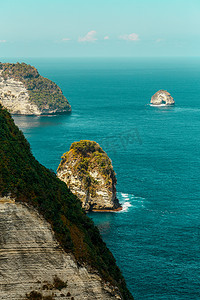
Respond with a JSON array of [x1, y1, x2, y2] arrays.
[[6, 57, 200, 299]]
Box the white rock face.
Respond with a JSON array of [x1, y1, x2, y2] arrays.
[[0, 71, 71, 115], [0, 199, 122, 300], [57, 166, 119, 211], [0, 73, 41, 115], [57, 141, 122, 212], [150, 90, 175, 106]]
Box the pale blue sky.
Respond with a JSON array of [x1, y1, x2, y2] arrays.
[[0, 0, 199, 57]]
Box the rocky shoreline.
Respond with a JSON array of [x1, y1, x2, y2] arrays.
[[92, 207, 123, 212]]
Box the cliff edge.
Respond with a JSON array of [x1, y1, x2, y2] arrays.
[[0, 62, 71, 115], [57, 140, 122, 212], [0, 105, 133, 300]]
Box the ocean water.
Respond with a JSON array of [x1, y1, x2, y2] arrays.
[[10, 57, 200, 299]]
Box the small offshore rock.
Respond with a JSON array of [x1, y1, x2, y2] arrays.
[[150, 90, 175, 106]]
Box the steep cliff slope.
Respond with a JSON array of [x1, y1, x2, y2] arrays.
[[57, 140, 122, 211], [0, 199, 122, 300], [0, 62, 71, 114], [0, 105, 133, 300]]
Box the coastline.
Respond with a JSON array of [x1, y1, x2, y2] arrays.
[[92, 206, 123, 213]]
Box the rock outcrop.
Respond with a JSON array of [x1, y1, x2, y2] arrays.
[[0, 73, 41, 115], [150, 90, 175, 105], [0, 63, 71, 115], [0, 105, 133, 300], [57, 140, 122, 212], [0, 198, 121, 300]]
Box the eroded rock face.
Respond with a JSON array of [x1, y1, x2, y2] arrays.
[[0, 199, 122, 300], [150, 90, 175, 105], [57, 140, 121, 212], [0, 75, 41, 115], [0, 64, 71, 115]]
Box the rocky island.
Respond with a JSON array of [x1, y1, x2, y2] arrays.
[[0, 62, 71, 115], [57, 140, 122, 212], [0, 105, 133, 300], [150, 90, 175, 106]]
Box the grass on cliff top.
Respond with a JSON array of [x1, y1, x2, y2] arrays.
[[58, 140, 117, 192], [0, 105, 133, 300], [70, 140, 104, 155], [0, 62, 71, 112]]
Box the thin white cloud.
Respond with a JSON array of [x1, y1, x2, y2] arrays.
[[78, 31, 97, 42], [0, 40, 6, 43], [104, 36, 109, 40], [62, 38, 71, 41], [119, 33, 139, 41], [156, 38, 164, 43]]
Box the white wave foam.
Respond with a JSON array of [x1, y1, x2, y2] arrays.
[[121, 201, 132, 212], [134, 196, 145, 199], [117, 192, 146, 212], [121, 193, 129, 197], [149, 104, 174, 107]]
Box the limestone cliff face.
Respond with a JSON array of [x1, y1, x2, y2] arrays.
[[0, 198, 122, 300], [0, 73, 41, 115], [0, 63, 71, 115], [57, 141, 121, 212], [150, 90, 175, 105]]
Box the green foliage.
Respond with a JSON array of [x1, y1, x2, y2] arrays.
[[0, 62, 71, 112], [70, 140, 104, 156], [0, 106, 133, 300], [76, 157, 89, 174], [92, 151, 114, 178], [68, 140, 116, 192]]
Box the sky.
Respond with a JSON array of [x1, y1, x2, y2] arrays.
[[0, 0, 199, 57]]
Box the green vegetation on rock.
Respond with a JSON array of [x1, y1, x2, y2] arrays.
[[59, 140, 116, 192], [0, 105, 133, 300], [0, 62, 71, 112]]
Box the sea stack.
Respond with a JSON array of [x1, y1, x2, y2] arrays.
[[0, 62, 71, 115], [57, 140, 122, 212], [150, 90, 175, 106]]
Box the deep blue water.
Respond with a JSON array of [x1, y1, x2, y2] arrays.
[[9, 57, 200, 299]]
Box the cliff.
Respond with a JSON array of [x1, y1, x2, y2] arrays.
[[57, 140, 122, 212], [0, 198, 122, 300], [150, 90, 175, 105], [0, 62, 71, 115], [0, 105, 133, 300]]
